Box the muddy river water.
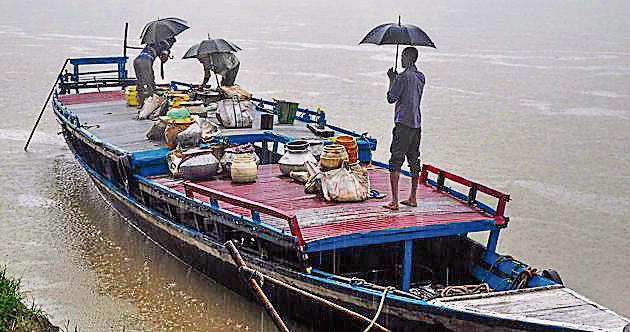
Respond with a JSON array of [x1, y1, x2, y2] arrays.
[[0, 0, 628, 330]]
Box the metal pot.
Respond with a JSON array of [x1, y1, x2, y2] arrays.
[[279, 141, 317, 176]]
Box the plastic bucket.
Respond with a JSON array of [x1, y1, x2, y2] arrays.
[[125, 85, 139, 107], [335, 135, 358, 164], [275, 100, 299, 124], [260, 113, 274, 130]]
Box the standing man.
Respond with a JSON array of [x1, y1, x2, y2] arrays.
[[383, 47, 425, 210], [198, 52, 240, 88], [133, 37, 176, 107]]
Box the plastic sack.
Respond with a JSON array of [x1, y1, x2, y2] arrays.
[[216, 98, 254, 128], [176, 122, 201, 148], [320, 162, 370, 202], [145, 120, 166, 141], [138, 94, 165, 120]]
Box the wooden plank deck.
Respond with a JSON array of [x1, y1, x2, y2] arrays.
[[58, 91, 317, 153], [433, 286, 630, 331], [150, 164, 495, 246]]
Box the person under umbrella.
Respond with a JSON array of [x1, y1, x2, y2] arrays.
[[359, 16, 434, 210], [134, 17, 189, 107], [383, 47, 425, 210], [183, 37, 241, 88], [133, 38, 175, 107]]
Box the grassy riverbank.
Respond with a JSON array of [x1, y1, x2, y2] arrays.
[[0, 267, 58, 332]]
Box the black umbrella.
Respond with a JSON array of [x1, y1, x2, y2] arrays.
[[183, 37, 241, 59], [140, 17, 189, 45], [197, 37, 241, 55], [359, 16, 435, 71]]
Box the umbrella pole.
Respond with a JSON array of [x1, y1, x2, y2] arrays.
[[210, 57, 221, 88], [395, 44, 399, 72], [395, 15, 401, 72]]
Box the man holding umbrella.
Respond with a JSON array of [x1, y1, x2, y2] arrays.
[[183, 37, 242, 88], [133, 17, 189, 107], [133, 38, 175, 107], [384, 47, 425, 210], [359, 16, 435, 210]]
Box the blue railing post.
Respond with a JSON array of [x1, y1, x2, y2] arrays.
[[402, 240, 413, 291]]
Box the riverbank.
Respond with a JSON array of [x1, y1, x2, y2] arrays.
[[0, 267, 59, 332]]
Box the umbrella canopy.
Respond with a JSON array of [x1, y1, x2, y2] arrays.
[[197, 38, 241, 55], [183, 38, 241, 59], [140, 17, 190, 44], [359, 23, 435, 48], [359, 16, 435, 70]]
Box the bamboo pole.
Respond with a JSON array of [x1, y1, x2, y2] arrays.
[[225, 241, 290, 332], [24, 58, 69, 151], [225, 241, 390, 332]]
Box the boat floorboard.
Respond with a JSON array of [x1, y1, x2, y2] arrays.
[[433, 287, 630, 330], [149, 164, 494, 244], [58, 91, 317, 153]]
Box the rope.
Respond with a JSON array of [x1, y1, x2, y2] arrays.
[[363, 286, 394, 332], [440, 284, 492, 298], [512, 267, 537, 290]]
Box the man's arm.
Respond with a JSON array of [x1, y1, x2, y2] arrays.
[[387, 69, 402, 104]]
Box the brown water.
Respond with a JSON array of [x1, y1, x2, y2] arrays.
[[1, 0, 629, 330]]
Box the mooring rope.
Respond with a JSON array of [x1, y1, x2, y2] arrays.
[[363, 286, 394, 332]]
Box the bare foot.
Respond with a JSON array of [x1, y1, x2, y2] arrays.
[[383, 202, 399, 210], [400, 199, 417, 207]]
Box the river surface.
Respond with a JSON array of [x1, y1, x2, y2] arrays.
[[0, 0, 628, 330]]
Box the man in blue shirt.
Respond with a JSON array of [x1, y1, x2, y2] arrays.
[[133, 38, 176, 107], [383, 47, 425, 210]]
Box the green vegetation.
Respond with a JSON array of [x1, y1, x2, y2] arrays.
[[0, 267, 58, 332]]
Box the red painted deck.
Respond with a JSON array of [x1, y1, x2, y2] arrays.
[[58, 90, 124, 105], [150, 165, 492, 243]]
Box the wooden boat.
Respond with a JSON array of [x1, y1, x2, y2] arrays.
[[47, 55, 629, 331]]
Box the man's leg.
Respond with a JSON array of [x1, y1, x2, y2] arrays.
[[385, 170, 401, 210], [401, 127, 422, 207], [384, 125, 405, 210], [221, 64, 239, 86]]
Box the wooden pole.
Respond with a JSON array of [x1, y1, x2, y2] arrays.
[[24, 58, 69, 151], [225, 241, 290, 332], [123, 23, 128, 58], [225, 241, 390, 332]]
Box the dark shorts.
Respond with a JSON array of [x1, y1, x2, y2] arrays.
[[389, 123, 421, 174]]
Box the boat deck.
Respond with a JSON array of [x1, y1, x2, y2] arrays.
[[58, 91, 317, 153], [433, 286, 630, 331], [149, 164, 498, 252]]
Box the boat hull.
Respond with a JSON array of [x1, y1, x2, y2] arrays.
[[72, 152, 587, 332]]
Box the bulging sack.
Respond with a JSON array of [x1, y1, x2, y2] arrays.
[[320, 162, 370, 202], [138, 94, 165, 120], [217, 98, 254, 128]]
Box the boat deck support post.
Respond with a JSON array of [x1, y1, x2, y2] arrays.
[[485, 229, 500, 260], [402, 240, 413, 291]]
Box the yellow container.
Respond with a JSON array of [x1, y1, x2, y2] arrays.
[[125, 85, 139, 107]]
